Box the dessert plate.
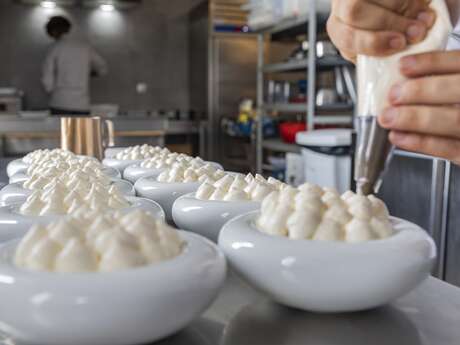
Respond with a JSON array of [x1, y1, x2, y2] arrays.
[[135, 178, 201, 223], [6, 159, 29, 178], [0, 231, 226, 345], [6, 156, 108, 178], [123, 162, 224, 184], [9, 166, 121, 184], [123, 165, 165, 184], [104, 147, 126, 159], [172, 193, 260, 242], [102, 157, 142, 174], [0, 197, 165, 243], [0, 179, 135, 207], [219, 212, 436, 313]]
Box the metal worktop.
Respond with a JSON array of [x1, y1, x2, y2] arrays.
[[155, 271, 460, 345], [0, 116, 202, 157], [1, 271, 457, 344], [0, 115, 199, 134]]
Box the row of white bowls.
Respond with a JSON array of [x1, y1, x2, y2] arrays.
[[117, 157, 437, 314], [121, 163, 255, 233], [0, 151, 436, 344], [0, 155, 227, 345], [7, 157, 121, 180]]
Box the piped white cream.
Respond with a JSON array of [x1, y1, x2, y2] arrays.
[[257, 184, 394, 243], [196, 173, 284, 202], [15, 210, 184, 273], [115, 145, 170, 161]]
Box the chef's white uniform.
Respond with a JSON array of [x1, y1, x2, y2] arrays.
[[42, 35, 107, 113]]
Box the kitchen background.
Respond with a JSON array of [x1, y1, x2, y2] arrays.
[[0, 0, 201, 111], [0, 0, 459, 288]]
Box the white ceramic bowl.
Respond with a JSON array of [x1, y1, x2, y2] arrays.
[[123, 162, 224, 184], [123, 164, 165, 184], [104, 147, 126, 159], [219, 212, 436, 313], [103, 157, 145, 174], [0, 197, 165, 243], [6, 156, 115, 178], [0, 231, 226, 345], [9, 166, 121, 184], [0, 179, 135, 207], [6, 159, 28, 178], [172, 193, 260, 242], [135, 177, 201, 223]]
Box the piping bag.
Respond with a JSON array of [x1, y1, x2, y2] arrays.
[[355, 0, 452, 195]]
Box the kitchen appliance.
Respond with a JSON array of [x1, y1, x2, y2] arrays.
[[289, 40, 309, 61], [279, 122, 306, 143], [316, 41, 338, 58], [296, 129, 352, 193], [285, 152, 304, 186], [61, 117, 114, 160], [0, 88, 23, 115], [315, 88, 338, 107]]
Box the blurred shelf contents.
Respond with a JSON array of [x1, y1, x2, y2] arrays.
[[254, 0, 355, 177]]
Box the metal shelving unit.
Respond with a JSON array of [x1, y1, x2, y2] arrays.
[[263, 103, 354, 113], [263, 59, 309, 73], [255, 0, 355, 174], [263, 56, 351, 74], [262, 138, 301, 154]]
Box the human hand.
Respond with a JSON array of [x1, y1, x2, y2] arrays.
[[378, 51, 460, 164], [327, 0, 436, 62]]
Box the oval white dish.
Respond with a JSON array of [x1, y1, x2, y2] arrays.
[[9, 166, 121, 184], [218, 211, 436, 313], [123, 164, 165, 184], [104, 147, 126, 159], [172, 193, 260, 242], [0, 231, 226, 345], [102, 157, 142, 174], [0, 197, 165, 243], [0, 179, 135, 207], [6, 159, 28, 178], [7, 156, 114, 178], [123, 161, 224, 184], [135, 177, 201, 223]]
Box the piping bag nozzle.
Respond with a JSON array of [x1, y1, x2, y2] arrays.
[[354, 116, 394, 196]]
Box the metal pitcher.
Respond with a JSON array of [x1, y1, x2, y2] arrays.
[[60, 117, 115, 160]]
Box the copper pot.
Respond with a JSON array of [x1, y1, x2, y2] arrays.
[[60, 117, 115, 160]]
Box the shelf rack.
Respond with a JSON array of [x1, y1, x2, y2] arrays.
[[263, 138, 301, 154], [255, 0, 356, 174]]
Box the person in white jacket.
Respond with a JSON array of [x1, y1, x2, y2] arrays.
[[42, 16, 107, 116], [327, 0, 460, 164]]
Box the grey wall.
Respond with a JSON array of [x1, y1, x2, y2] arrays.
[[378, 155, 433, 232], [0, 0, 203, 111], [446, 165, 460, 287], [378, 155, 460, 288]]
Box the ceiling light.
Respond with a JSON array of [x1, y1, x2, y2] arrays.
[[100, 3, 115, 12], [40, 1, 56, 8]]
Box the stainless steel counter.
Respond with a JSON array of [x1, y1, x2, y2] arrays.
[[0, 116, 199, 134], [0, 270, 457, 344], [1, 270, 457, 344], [0, 116, 201, 157], [159, 272, 460, 345]]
